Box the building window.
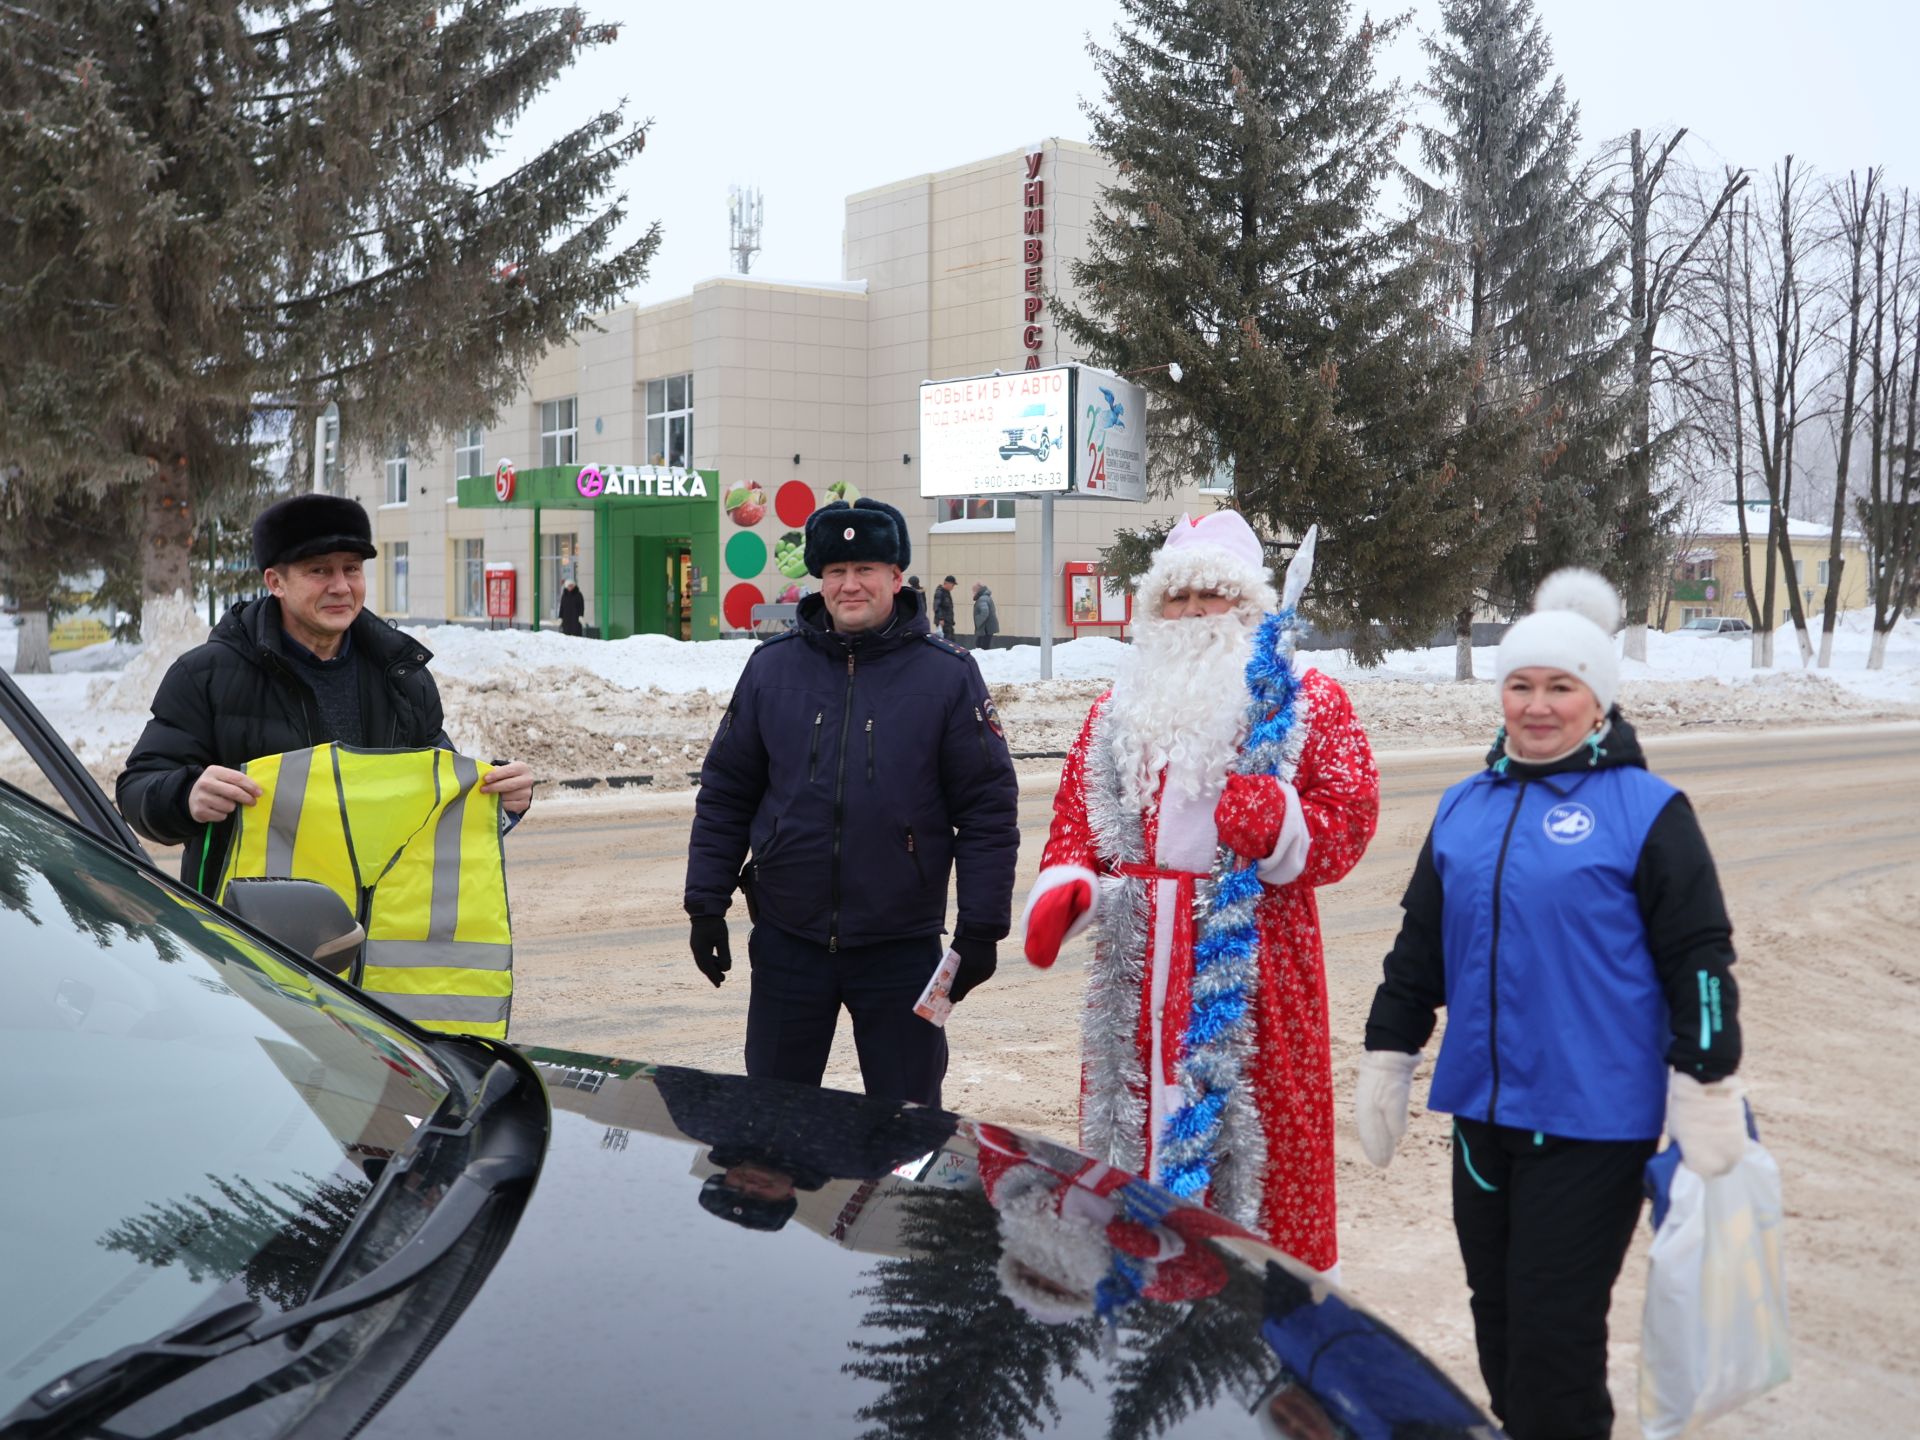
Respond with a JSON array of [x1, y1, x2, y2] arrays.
[[455, 424, 485, 480], [1681, 607, 1711, 623], [542, 531, 580, 620], [389, 542, 410, 615], [1689, 556, 1715, 582], [940, 497, 1017, 521], [319, 409, 342, 496], [384, 440, 409, 505], [1793, 559, 1805, 586], [1817, 559, 1831, 585], [456, 539, 485, 618], [645, 374, 694, 468], [540, 398, 578, 468]]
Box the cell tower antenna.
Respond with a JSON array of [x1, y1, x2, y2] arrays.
[[728, 185, 764, 275]]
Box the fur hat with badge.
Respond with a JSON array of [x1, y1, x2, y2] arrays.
[[1496, 568, 1625, 712], [252, 493, 378, 572], [803, 497, 910, 577]]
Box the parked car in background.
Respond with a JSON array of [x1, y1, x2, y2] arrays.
[[0, 669, 1498, 1440], [1677, 615, 1753, 636]]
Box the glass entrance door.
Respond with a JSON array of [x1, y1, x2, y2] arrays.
[[667, 545, 693, 641]]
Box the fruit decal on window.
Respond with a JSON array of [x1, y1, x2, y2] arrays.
[[724, 484, 767, 526], [774, 531, 809, 580], [826, 479, 861, 503]]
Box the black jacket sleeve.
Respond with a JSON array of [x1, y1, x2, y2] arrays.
[[683, 660, 770, 918], [115, 654, 216, 847], [1364, 828, 1447, 1054], [1637, 793, 1742, 1080], [941, 661, 1019, 943]]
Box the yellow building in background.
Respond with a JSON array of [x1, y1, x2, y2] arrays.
[[1663, 500, 1871, 630]]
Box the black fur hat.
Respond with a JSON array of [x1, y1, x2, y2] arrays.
[[252, 493, 377, 571], [698, 1172, 797, 1232], [803, 497, 910, 577]]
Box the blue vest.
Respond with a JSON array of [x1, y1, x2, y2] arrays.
[[1427, 763, 1677, 1140]]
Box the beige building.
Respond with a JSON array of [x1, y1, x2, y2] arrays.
[[338, 138, 1219, 641], [1663, 500, 1871, 630]]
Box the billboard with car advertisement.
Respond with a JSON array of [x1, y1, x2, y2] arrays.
[[917, 365, 1146, 501], [918, 366, 1073, 495]]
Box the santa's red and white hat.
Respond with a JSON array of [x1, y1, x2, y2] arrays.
[[1139, 511, 1278, 614]]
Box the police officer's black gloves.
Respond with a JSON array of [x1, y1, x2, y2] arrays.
[[948, 936, 997, 1005], [689, 915, 732, 988]]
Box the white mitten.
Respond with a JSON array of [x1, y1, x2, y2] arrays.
[[1354, 1050, 1419, 1169], [1667, 1071, 1748, 1179]]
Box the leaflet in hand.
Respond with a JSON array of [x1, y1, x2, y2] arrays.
[[913, 948, 964, 1027]]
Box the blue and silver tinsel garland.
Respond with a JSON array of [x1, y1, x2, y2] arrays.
[[1154, 609, 1303, 1203], [1092, 1175, 1181, 1324]]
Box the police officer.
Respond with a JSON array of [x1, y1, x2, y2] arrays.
[[684, 497, 1019, 1107], [116, 493, 534, 894]]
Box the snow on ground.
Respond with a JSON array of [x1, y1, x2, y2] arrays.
[[5, 606, 1917, 794]]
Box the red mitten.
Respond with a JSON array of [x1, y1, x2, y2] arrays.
[[1213, 774, 1287, 858], [1024, 879, 1091, 968]]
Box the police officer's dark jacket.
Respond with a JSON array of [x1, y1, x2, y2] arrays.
[[684, 587, 1019, 950], [116, 596, 447, 894], [1365, 714, 1741, 1142]]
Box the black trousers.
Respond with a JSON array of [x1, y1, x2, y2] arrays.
[[1451, 1116, 1657, 1440], [743, 925, 948, 1108]]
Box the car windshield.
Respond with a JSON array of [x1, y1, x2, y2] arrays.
[[0, 784, 453, 1414], [1681, 618, 1720, 630]]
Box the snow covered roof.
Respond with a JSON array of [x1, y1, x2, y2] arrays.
[[1692, 500, 1863, 542]]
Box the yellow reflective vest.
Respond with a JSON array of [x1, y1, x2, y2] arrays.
[[217, 743, 514, 1039]]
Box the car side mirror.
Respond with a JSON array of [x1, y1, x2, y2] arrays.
[[221, 878, 364, 974]]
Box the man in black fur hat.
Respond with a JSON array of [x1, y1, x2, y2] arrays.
[[117, 493, 534, 894], [683, 497, 1019, 1107]]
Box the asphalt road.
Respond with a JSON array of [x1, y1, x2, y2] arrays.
[[503, 722, 1920, 1069], [502, 719, 1920, 1439]]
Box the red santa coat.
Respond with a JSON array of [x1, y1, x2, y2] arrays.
[[972, 1122, 1253, 1315], [1026, 666, 1378, 1273]]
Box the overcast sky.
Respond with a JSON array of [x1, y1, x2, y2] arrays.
[[503, 0, 1920, 306]]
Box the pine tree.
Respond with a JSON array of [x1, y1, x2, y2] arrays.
[[1056, 0, 1481, 660], [0, 476, 139, 673], [1416, 0, 1629, 677], [843, 1189, 1097, 1440], [0, 2, 659, 606]]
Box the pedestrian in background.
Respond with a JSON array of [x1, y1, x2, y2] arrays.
[[683, 498, 1019, 1107], [1355, 568, 1748, 1440], [972, 581, 1000, 650], [558, 577, 586, 636], [933, 575, 958, 643]]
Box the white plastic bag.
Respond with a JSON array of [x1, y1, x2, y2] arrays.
[[1639, 1130, 1792, 1439]]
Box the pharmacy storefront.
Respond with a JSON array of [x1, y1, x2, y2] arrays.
[[456, 463, 725, 640], [455, 462, 848, 639]]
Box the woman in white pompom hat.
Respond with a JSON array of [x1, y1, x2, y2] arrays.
[[1353, 568, 1751, 1440]]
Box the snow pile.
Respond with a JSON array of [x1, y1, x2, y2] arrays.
[[89, 594, 211, 716], [419, 624, 765, 695], [5, 607, 1916, 796]]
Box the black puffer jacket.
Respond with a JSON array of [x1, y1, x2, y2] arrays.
[[116, 598, 447, 893]]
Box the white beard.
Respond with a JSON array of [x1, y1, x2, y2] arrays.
[[1108, 609, 1257, 812], [993, 1174, 1112, 1305]]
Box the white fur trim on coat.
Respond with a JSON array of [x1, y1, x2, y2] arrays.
[[1254, 779, 1311, 887], [1021, 864, 1101, 947]]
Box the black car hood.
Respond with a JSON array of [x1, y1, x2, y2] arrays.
[[362, 1050, 1494, 1440]]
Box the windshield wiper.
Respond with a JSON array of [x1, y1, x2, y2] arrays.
[[3, 1061, 540, 1436]]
